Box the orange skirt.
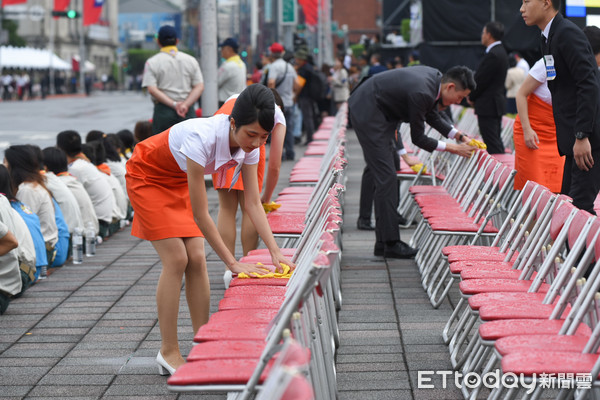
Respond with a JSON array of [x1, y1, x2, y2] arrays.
[[125, 128, 203, 241], [211, 97, 266, 191], [513, 94, 565, 192]]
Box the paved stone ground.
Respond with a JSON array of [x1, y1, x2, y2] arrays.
[[0, 123, 463, 399]]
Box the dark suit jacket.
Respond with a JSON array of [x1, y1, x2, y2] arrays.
[[546, 12, 600, 156], [349, 66, 453, 153], [469, 43, 508, 117]]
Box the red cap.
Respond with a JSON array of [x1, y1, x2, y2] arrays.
[[269, 42, 284, 54]]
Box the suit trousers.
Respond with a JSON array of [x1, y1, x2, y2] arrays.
[[350, 102, 400, 243], [561, 149, 600, 215], [359, 151, 401, 221], [477, 115, 505, 154]]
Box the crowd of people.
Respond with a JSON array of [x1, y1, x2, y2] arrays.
[[0, 128, 137, 314]]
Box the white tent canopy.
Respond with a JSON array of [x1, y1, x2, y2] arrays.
[[0, 46, 72, 70]]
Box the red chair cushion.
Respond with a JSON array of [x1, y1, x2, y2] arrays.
[[495, 334, 592, 356], [478, 320, 591, 341], [167, 358, 272, 386]]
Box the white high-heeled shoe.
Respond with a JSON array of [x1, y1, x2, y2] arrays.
[[156, 351, 176, 376], [223, 270, 233, 289]]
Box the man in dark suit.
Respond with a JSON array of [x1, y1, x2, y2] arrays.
[[348, 66, 477, 259], [521, 0, 600, 214], [468, 21, 509, 155]]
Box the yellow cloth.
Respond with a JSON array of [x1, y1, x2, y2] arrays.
[[468, 139, 487, 149], [238, 263, 292, 279], [262, 201, 281, 213], [410, 163, 427, 174]]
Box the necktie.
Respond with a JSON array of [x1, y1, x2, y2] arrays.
[[215, 159, 238, 188], [541, 35, 548, 54], [228, 163, 243, 191]]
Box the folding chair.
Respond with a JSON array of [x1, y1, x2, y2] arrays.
[[448, 202, 592, 378], [167, 251, 334, 399]]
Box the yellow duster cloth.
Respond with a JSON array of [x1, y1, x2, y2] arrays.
[[238, 263, 292, 279], [410, 163, 427, 174], [468, 138, 487, 149], [262, 201, 282, 213]]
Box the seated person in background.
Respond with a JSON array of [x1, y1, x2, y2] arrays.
[[86, 129, 105, 143], [43, 147, 99, 236], [4, 145, 58, 267], [0, 219, 20, 315], [117, 129, 135, 159], [82, 141, 127, 234], [29, 145, 83, 235], [134, 121, 153, 144], [0, 165, 47, 281], [0, 194, 36, 291], [56, 131, 115, 238], [102, 135, 128, 201]]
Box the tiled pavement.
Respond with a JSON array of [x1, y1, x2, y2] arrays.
[[0, 128, 463, 399]]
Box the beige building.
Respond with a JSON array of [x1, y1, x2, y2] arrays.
[[13, 0, 119, 78]]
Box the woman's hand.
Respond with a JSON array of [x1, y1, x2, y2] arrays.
[[229, 261, 273, 275], [271, 253, 296, 273], [523, 127, 540, 150]]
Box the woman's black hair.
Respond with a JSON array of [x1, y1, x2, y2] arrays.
[[230, 84, 275, 132], [82, 140, 106, 166], [270, 88, 285, 113], [42, 147, 69, 174], [103, 135, 123, 163], [117, 129, 135, 150], [86, 130, 105, 143], [0, 165, 16, 201], [56, 130, 82, 157], [4, 145, 47, 190]]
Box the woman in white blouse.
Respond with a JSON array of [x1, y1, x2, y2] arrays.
[[126, 84, 295, 375]]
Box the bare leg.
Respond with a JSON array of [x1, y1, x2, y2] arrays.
[[238, 191, 259, 256], [216, 189, 240, 256], [151, 238, 189, 369], [182, 237, 210, 335]]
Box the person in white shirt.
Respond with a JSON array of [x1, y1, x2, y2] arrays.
[[23, 145, 83, 235], [0, 215, 20, 314], [56, 131, 116, 236], [217, 38, 247, 106], [4, 145, 59, 259], [82, 141, 128, 222], [514, 51, 530, 75], [125, 84, 295, 375], [0, 195, 36, 286], [43, 147, 99, 235]]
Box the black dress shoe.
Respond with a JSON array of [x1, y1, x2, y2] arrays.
[[357, 218, 375, 231], [384, 241, 418, 259], [374, 241, 384, 256], [398, 214, 408, 226]]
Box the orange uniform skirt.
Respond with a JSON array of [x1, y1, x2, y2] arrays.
[[211, 98, 266, 191], [513, 94, 565, 192], [125, 129, 203, 241]]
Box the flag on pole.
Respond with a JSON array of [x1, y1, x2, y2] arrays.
[[1, 0, 28, 8], [54, 0, 71, 11], [83, 0, 104, 26], [298, 0, 318, 26]]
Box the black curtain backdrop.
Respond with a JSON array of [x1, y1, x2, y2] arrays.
[[420, 0, 542, 70]]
